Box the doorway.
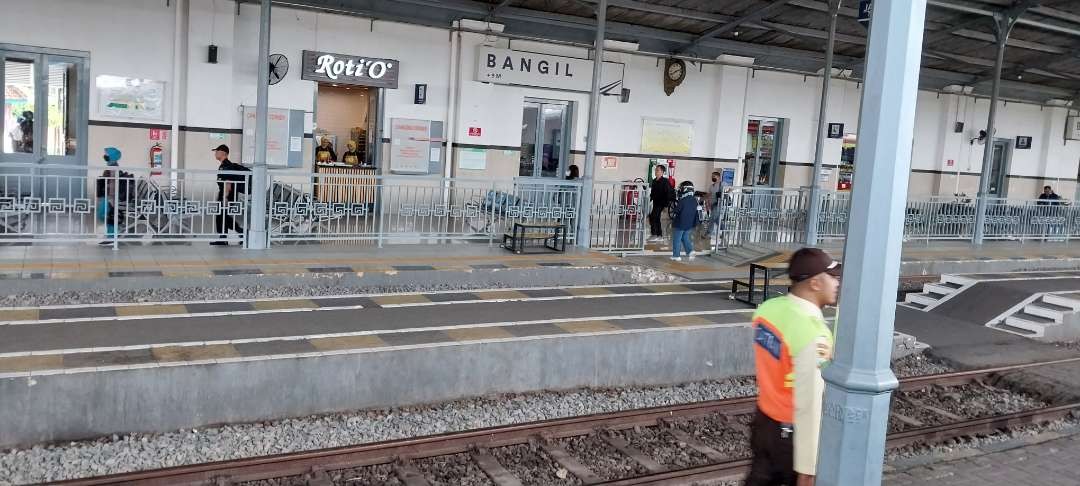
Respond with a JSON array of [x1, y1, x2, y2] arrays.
[[520, 98, 572, 178], [742, 118, 784, 187], [1, 44, 89, 198], [313, 84, 380, 167], [987, 139, 1011, 197]]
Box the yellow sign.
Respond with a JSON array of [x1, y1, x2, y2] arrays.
[[641, 118, 693, 156]]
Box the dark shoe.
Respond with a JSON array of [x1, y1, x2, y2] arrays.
[[99, 240, 114, 246], [209, 241, 228, 246]]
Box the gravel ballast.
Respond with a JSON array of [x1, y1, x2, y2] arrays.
[[0, 354, 952, 485], [0, 378, 756, 485]]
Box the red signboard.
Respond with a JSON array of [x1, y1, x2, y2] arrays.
[[149, 128, 161, 141], [468, 127, 482, 137]]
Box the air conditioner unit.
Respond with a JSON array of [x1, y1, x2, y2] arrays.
[[1067, 116, 1080, 141]]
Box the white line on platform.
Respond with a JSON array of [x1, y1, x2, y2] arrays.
[[0, 308, 754, 359], [0, 289, 734, 326]]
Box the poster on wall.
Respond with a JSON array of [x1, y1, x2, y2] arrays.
[[641, 118, 693, 156], [459, 148, 487, 170], [241, 106, 303, 167], [390, 118, 431, 174], [96, 75, 165, 121]]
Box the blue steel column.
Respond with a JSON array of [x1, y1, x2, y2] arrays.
[[816, 0, 926, 484], [246, 0, 271, 250], [973, 15, 1013, 245], [806, 0, 841, 246], [576, 0, 606, 248]]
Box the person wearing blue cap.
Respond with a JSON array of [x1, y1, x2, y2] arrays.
[[95, 147, 134, 246]]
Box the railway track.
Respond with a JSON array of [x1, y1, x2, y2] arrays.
[[53, 357, 1080, 486]]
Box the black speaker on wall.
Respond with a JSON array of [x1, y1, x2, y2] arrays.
[[208, 45, 218, 64]]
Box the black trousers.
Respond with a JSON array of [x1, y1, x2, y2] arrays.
[[746, 409, 797, 486], [215, 195, 244, 236], [649, 203, 665, 237]]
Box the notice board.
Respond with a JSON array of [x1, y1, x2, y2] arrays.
[[241, 106, 305, 168]]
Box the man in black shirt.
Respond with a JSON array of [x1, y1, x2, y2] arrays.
[[1037, 186, 1063, 205], [649, 164, 674, 240], [210, 144, 250, 246]]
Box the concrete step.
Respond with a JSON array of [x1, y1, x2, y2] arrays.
[[1004, 313, 1057, 335], [898, 302, 928, 311], [923, 283, 956, 297], [991, 321, 1042, 338], [940, 280, 964, 290], [941, 274, 976, 288], [1044, 293, 1080, 311], [1023, 303, 1065, 323], [906, 293, 942, 307]]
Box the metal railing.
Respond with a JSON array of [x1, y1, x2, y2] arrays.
[[265, 171, 581, 245], [713, 187, 810, 250], [1, 163, 249, 246], [589, 180, 647, 252], [4, 162, 1078, 250]]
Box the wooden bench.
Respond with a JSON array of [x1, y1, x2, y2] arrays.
[[730, 262, 790, 306], [503, 222, 566, 254]]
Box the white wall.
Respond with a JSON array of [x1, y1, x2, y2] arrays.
[[4, 0, 1080, 197]]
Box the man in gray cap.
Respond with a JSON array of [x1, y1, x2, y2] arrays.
[[211, 144, 250, 246]]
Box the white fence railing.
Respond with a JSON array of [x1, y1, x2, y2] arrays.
[[266, 172, 581, 245], [4, 163, 1078, 250], [1, 163, 249, 246]]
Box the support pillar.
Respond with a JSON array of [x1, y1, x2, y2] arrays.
[[246, 0, 271, 250], [973, 13, 1020, 244], [816, 1, 926, 484], [576, 0, 606, 248], [806, 0, 841, 246]]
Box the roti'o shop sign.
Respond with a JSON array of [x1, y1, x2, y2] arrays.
[[301, 50, 400, 89]]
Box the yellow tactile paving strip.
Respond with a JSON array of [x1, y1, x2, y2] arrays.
[[251, 299, 319, 311], [2, 253, 620, 280], [563, 286, 615, 296], [370, 294, 432, 305], [0, 311, 751, 375], [115, 304, 189, 317]]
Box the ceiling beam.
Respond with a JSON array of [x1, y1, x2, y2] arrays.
[[264, 0, 1077, 103], [677, 0, 791, 53], [927, 0, 1080, 37], [922, 14, 993, 45]]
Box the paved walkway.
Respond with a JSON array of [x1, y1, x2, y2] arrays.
[[885, 430, 1080, 486]]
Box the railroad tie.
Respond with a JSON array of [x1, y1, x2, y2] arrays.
[[537, 439, 603, 484], [600, 432, 667, 474], [471, 449, 524, 486]]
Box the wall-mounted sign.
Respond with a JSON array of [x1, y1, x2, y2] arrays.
[[96, 75, 165, 121], [1016, 136, 1032, 150], [301, 50, 400, 89], [389, 119, 444, 174], [468, 127, 482, 137], [601, 156, 618, 169], [476, 47, 625, 94], [828, 123, 844, 139], [641, 118, 693, 156], [414, 84, 427, 104], [241, 106, 304, 168], [946, 159, 955, 167]]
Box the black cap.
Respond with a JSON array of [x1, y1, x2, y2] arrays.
[[788, 248, 842, 282], [212, 144, 230, 154]]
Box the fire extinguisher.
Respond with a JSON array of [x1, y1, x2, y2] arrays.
[[149, 143, 164, 176]]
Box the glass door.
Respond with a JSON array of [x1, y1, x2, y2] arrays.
[[742, 117, 782, 187], [519, 98, 571, 179], [988, 139, 1010, 197], [1, 45, 88, 199]]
